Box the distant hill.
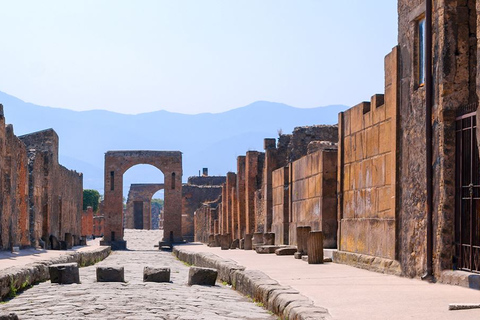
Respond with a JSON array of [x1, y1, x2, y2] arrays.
[[0, 91, 347, 194]]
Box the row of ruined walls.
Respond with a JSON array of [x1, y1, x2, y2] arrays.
[[0, 105, 83, 250], [194, 0, 480, 280], [193, 125, 339, 246]]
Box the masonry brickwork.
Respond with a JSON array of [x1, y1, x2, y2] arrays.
[[125, 184, 164, 230], [0, 105, 83, 251]]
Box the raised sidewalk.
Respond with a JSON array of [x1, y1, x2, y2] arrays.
[[176, 243, 480, 320], [0, 239, 110, 301]]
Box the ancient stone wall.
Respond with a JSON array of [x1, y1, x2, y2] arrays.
[[0, 106, 83, 251], [397, 0, 478, 277], [187, 176, 226, 186], [125, 184, 164, 230], [290, 149, 337, 248], [93, 212, 105, 237], [21, 128, 83, 249], [82, 207, 94, 237], [182, 184, 223, 241], [338, 48, 398, 260]]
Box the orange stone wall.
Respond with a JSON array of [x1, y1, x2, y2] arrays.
[[289, 149, 337, 248], [338, 48, 399, 260]]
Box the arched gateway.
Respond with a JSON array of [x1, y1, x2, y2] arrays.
[[100, 151, 182, 249]]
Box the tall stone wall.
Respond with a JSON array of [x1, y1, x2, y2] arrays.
[[397, 0, 478, 277], [290, 149, 338, 248], [82, 207, 94, 237], [338, 48, 399, 260], [182, 184, 223, 241], [0, 105, 83, 251], [21, 128, 83, 249]]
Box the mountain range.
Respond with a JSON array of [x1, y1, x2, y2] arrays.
[[0, 91, 347, 195]]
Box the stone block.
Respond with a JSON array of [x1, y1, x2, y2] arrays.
[[96, 266, 125, 282], [239, 238, 245, 249], [49, 262, 80, 284], [0, 314, 18, 320], [275, 247, 297, 256], [231, 239, 239, 249], [244, 234, 253, 250], [263, 232, 275, 245], [255, 245, 281, 254], [143, 267, 171, 283], [188, 267, 218, 286]]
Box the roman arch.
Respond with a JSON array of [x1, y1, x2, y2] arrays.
[[101, 151, 182, 249], [125, 183, 164, 230]]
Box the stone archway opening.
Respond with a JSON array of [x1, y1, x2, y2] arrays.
[[125, 182, 164, 230], [100, 151, 182, 250]]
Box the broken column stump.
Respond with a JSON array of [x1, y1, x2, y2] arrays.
[[96, 266, 125, 282], [263, 232, 275, 245], [188, 267, 218, 286], [143, 267, 171, 282], [220, 234, 231, 250], [231, 239, 239, 249], [49, 262, 80, 284], [307, 231, 324, 264], [295, 226, 311, 259], [244, 234, 253, 250], [208, 235, 215, 246], [213, 234, 221, 247], [252, 232, 264, 249]]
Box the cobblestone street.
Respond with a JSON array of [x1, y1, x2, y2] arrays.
[[0, 230, 276, 320]]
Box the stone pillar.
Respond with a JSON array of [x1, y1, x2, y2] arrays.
[[307, 231, 324, 264], [226, 172, 237, 240], [263, 232, 275, 245], [263, 138, 277, 233], [237, 156, 247, 239], [252, 232, 264, 247], [221, 184, 227, 234], [295, 226, 311, 259], [244, 234, 253, 250], [245, 151, 264, 235]]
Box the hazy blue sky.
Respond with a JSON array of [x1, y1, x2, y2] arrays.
[[0, 1, 397, 115]]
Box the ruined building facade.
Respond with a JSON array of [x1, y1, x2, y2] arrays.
[[0, 105, 83, 250], [193, 0, 480, 285], [194, 125, 339, 249]]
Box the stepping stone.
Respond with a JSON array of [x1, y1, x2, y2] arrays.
[[96, 266, 125, 282], [143, 267, 171, 283], [188, 267, 218, 286], [49, 262, 80, 284], [0, 313, 18, 320], [275, 247, 297, 256]]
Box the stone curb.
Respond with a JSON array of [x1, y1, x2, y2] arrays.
[[173, 246, 332, 320], [333, 250, 402, 276], [0, 246, 111, 301]]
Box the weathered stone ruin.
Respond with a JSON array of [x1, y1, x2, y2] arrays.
[[0, 105, 83, 251], [193, 125, 339, 252], [102, 151, 182, 249], [125, 183, 164, 230], [182, 175, 224, 242], [192, 0, 480, 287]]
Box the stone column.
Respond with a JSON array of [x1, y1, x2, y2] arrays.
[[307, 231, 324, 264], [295, 226, 311, 259], [263, 138, 277, 233], [237, 156, 247, 239]]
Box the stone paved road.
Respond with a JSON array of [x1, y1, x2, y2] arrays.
[[0, 230, 276, 320]]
